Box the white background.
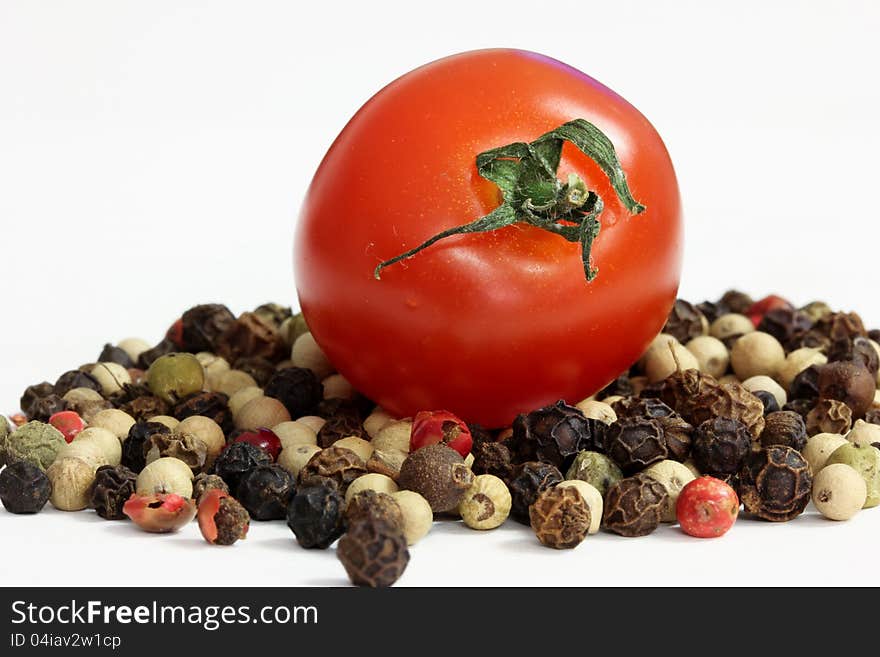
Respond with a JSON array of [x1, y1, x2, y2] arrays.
[[1, 0, 879, 586]]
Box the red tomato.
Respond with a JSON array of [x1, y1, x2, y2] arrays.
[[295, 49, 682, 428], [676, 476, 739, 538]]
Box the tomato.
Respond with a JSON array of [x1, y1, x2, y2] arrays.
[[295, 49, 682, 428]]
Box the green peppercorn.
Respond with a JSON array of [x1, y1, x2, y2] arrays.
[[147, 353, 205, 404]]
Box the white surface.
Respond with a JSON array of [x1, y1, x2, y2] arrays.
[[2, 0, 880, 587]]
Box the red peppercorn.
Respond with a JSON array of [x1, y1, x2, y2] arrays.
[[746, 295, 792, 327], [166, 318, 185, 348], [676, 476, 739, 538], [410, 410, 473, 457], [232, 428, 282, 460], [48, 410, 85, 443], [123, 493, 196, 533]]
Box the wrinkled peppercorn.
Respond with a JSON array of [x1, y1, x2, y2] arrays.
[[344, 490, 404, 531], [470, 440, 514, 482], [598, 374, 634, 400], [760, 411, 807, 451], [317, 409, 366, 449], [603, 417, 668, 474], [210, 442, 273, 492], [508, 401, 593, 469], [237, 464, 296, 520], [287, 484, 345, 549], [122, 421, 170, 473], [172, 392, 232, 435], [89, 464, 137, 520], [612, 397, 676, 420], [657, 414, 693, 462], [119, 395, 169, 422], [696, 299, 728, 324], [181, 304, 236, 353], [206, 496, 251, 545], [0, 461, 51, 514], [216, 312, 286, 364], [146, 432, 208, 473], [663, 371, 765, 438], [737, 446, 812, 522], [720, 290, 754, 315], [297, 446, 367, 494], [827, 336, 880, 376], [757, 308, 813, 349], [529, 485, 591, 549], [54, 370, 101, 397], [263, 367, 323, 419], [753, 390, 781, 415], [507, 461, 563, 524], [692, 417, 752, 476], [663, 299, 707, 343], [232, 356, 276, 387], [98, 344, 134, 369], [26, 394, 68, 422], [337, 518, 409, 588], [602, 473, 668, 537], [192, 473, 229, 501], [253, 303, 292, 329], [806, 399, 852, 436], [815, 311, 867, 344], [136, 338, 178, 370], [787, 329, 831, 353], [20, 382, 54, 417], [782, 398, 815, 420]]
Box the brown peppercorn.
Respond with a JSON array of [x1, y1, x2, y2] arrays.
[[806, 399, 852, 436], [817, 361, 875, 418], [397, 444, 474, 513], [611, 397, 676, 420], [136, 338, 179, 370], [663, 370, 765, 438], [737, 446, 812, 522], [603, 417, 668, 474], [663, 299, 708, 343], [192, 472, 229, 502], [529, 486, 591, 549], [119, 395, 170, 423], [470, 440, 514, 482], [814, 311, 867, 344], [760, 411, 807, 451], [181, 304, 236, 353], [89, 464, 137, 520], [20, 382, 54, 417], [26, 394, 68, 423], [216, 312, 287, 364], [508, 401, 594, 468], [507, 461, 563, 524], [790, 365, 821, 401], [756, 308, 813, 349], [233, 356, 276, 387], [297, 446, 367, 494], [787, 329, 831, 353], [864, 408, 880, 427], [54, 370, 101, 397], [692, 417, 752, 477], [602, 473, 668, 537], [344, 490, 404, 532], [783, 398, 815, 420], [719, 290, 754, 315], [146, 432, 208, 473], [211, 496, 251, 545], [172, 392, 233, 435], [337, 518, 409, 588], [827, 336, 880, 377], [656, 414, 693, 462], [696, 299, 728, 324], [317, 408, 366, 449]]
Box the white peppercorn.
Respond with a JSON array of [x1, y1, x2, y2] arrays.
[[211, 369, 258, 397], [644, 341, 699, 383], [277, 444, 321, 478], [574, 400, 617, 425], [72, 427, 121, 466], [392, 490, 433, 545], [847, 420, 880, 448], [777, 348, 827, 392], [629, 376, 648, 397], [296, 415, 326, 433], [47, 456, 97, 511], [334, 436, 374, 462], [730, 332, 785, 380], [56, 440, 110, 469], [812, 463, 867, 521], [273, 421, 318, 449], [176, 416, 226, 463], [344, 473, 399, 505], [371, 419, 413, 453], [458, 474, 512, 530], [146, 415, 179, 431], [686, 335, 730, 378], [741, 375, 787, 409], [62, 387, 104, 405], [557, 480, 603, 534], [196, 352, 230, 383], [136, 457, 194, 498], [229, 386, 264, 417], [643, 459, 696, 523], [710, 313, 754, 340], [291, 332, 335, 380], [802, 433, 849, 475], [364, 407, 395, 438], [117, 338, 152, 363], [322, 374, 356, 400], [89, 409, 136, 441], [234, 396, 291, 431], [90, 362, 132, 396]]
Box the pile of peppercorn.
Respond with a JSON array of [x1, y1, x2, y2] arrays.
[[1, 292, 879, 586]]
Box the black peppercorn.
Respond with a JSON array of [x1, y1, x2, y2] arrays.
[[756, 308, 813, 349], [719, 289, 754, 315], [753, 389, 781, 415], [237, 464, 296, 520], [737, 445, 812, 522], [122, 421, 170, 473], [263, 367, 323, 419], [210, 442, 273, 492], [215, 312, 287, 364], [26, 394, 68, 422], [337, 518, 409, 588], [316, 407, 367, 449], [598, 374, 634, 400], [760, 411, 807, 451], [663, 299, 707, 343], [470, 440, 514, 482], [136, 338, 178, 370], [815, 311, 867, 344], [253, 302, 293, 329], [692, 416, 752, 477], [657, 414, 693, 462], [507, 461, 563, 524], [827, 336, 880, 377], [98, 344, 134, 369], [287, 484, 345, 549], [696, 299, 728, 324], [782, 398, 815, 420], [612, 397, 676, 420], [467, 423, 495, 447], [0, 461, 51, 514], [180, 303, 236, 353], [172, 391, 232, 435], [233, 356, 276, 387], [603, 417, 668, 474], [53, 370, 101, 397], [602, 473, 668, 537], [20, 382, 54, 417], [89, 464, 137, 520], [508, 401, 592, 469], [864, 408, 880, 426]]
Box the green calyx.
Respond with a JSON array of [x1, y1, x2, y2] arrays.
[[373, 118, 646, 282]]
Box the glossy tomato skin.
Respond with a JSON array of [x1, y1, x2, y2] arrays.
[[295, 49, 682, 428]]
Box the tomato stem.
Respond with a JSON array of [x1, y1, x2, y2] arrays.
[[373, 118, 645, 282]]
